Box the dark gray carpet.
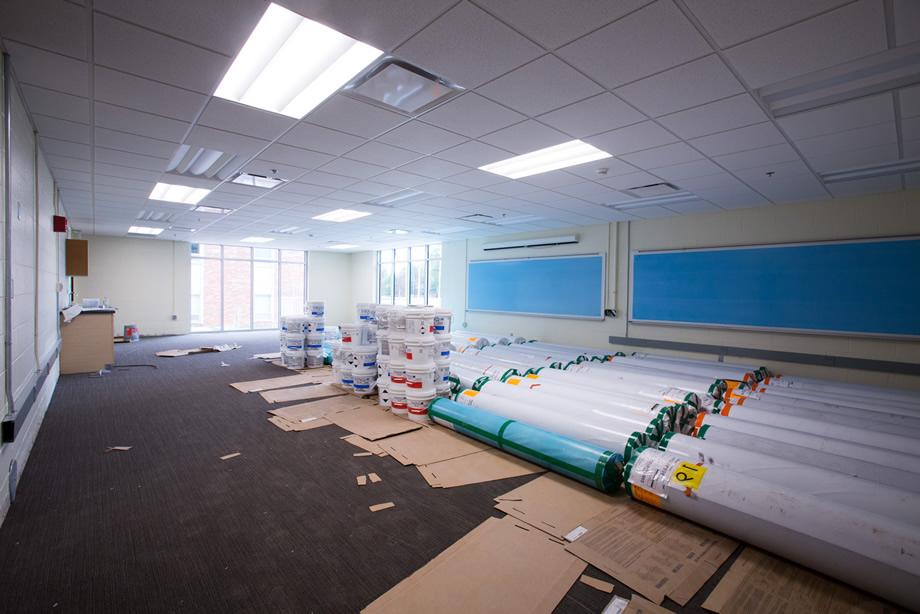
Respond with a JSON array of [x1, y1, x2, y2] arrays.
[[0, 331, 737, 613]]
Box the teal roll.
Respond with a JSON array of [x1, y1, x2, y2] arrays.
[[428, 398, 624, 492]]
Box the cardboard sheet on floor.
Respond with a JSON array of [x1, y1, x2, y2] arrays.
[[342, 434, 388, 456], [267, 415, 332, 432], [416, 448, 543, 488], [362, 515, 586, 614], [494, 474, 615, 540], [325, 404, 423, 441], [702, 547, 891, 614], [260, 383, 347, 403], [623, 595, 675, 613], [157, 343, 240, 357], [564, 501, 737, 606], [378, 425, 490, 466], [231, 373, 322, 393]]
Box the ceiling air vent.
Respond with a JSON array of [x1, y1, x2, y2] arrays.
[[231, 171, 287, 189], [364, 189, 432, 208], [459, 213, 494, 223], [166, 145, 246, 180], [625, 182, 680, 198], [136, 210, 178, 223], [343, 58, 463, 115]]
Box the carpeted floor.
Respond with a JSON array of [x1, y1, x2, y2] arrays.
[[0, 331, 735, 613]]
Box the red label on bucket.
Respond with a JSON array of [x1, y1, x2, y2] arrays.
[[406, 352, 413, 360], [391, 401, 408, 409], [408, 406, 428, 415], [407, 380, 422, 388], [342, 335, 352, 342], [391, 375, 406, 384]]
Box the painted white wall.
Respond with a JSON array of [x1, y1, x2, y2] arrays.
[[438, 189, 920, 389], [349, 251, 376, 306], [74, 236, 191, 336], [308, 251, 353, 326]]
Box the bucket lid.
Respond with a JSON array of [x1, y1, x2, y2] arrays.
[[406, 387, 436, 399], [406, 362, 436, 372]]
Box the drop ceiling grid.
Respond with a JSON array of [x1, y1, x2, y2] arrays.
[[1, 0, 916, 247]]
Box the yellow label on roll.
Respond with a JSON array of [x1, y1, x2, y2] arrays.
[[462, 389, 479, 397], [506, 377, 521, 385], [525, 374, 539, 380], [468, 337, 477, 342], [631, 485, 662, 507], [670, 462, 707, 491]]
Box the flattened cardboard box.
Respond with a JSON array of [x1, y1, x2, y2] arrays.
[[260, 383, 347, 404], [494, 473, 615, 540], [417, 448, 544, 488], [362, 515, 586, 614], [267, 416, 332, 432], [341, 434, 388, 456], [378, 425, 489, 466], [231, 373, 321, 393], [325, 404, 423, 441], [565, 500, 737, 606], [702, 547, 895, 614]]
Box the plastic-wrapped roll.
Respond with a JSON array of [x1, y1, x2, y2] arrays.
[[429, 398, 623, 492], [709, 403, 919, 455], [724, 389, 920, 427], [451, 354, 522, 382], [623, 447, 920, 611], [454, 387, 662, 460], [524, 342, 613, 361], [659, 432, 920, 527], [498, 373, 699, 433], [615, 354, 758, 384], [450, 331, 491, 350], [480, 344, 585, 366], [449, 364, 500, 390], [749, 385, 920, 417], [563, 361, 727, 401], [523, 369, 702, 412], [692, 424, 920, 492], [767, 375, 920, 407], [629, 353, 769, 381], [695, 414, 920, 470], [452, 349, 531, 373]]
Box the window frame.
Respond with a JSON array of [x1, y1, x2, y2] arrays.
[[376, 243, 441, 307]]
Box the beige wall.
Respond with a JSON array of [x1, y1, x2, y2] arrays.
[[439, 188, 920, 390], [74, 236, 191, 336], [308, 251, 353, 326]]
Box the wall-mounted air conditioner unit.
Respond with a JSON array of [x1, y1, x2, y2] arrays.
[[482, 235, 579, 251]]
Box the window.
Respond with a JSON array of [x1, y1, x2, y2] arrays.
[[376, 243, 441, 306], [190, 244, 307, 332]]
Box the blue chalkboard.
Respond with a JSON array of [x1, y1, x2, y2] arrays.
[[468, 255, 604, 319], [630, 238, 920, 337]]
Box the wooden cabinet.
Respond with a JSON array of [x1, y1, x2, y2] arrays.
[[66, 238, 88, 276], [60, 312, 115, 374]]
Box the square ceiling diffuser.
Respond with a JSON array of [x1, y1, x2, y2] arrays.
[[344, 59, 463, 115]]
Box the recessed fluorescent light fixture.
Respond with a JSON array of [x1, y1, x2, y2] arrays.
[[231, 172, 286, 189], [240, 236, 274, 243], [386, 229, 409, 235], [479, 140, 612, 179], [149, 182, 212, 205], [328, 243, 358, 249], [312, 208, 372, 222], [270, 225, 306, 235], [193, 205, 233, 214], [609, 192, 700, 210], [820, 158, 920, 183], [365, 189, 430, 207], [128, 226, 164, 236], [214, 3, 383, 118]]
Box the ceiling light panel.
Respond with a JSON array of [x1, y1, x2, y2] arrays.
[[128, 226, 164, 235], [193, 205, 233, 214], [479, 140, 612, 179], [231, 172, 287, 188], [312, 208, 372, 222], [328, 243, 358, 249], [214, 3, 383, 118], [149, 182, 212, 204], [240, 236, 274, 243]]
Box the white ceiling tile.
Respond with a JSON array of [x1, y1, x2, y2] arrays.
[[893, 0, 920, 46], [347, 181, 404, 197], [305, 94, 406, 138], [537, 93, 645, 139], [239, 158, 308, 182], [625, 205, 679, 219], [20, 85, 89, 124], [553, 181, 625, 204], [805, 142, 900, 173], [453, 189, 503, 203], [694, 185, 770, 209], [39, 136, 90, 160], [33, 115, 90, 144], [777, 94, 895, 140], [597, 170, 665, 190], [474, 0, 652, 49], [435, 140, 511, 167], [663, 199, 721, 214], [94, 67, 208, 122], [477, 55, 603, 116], [412, 180, 467, 196], [689, 122, 787, 157], [730, 159, 813, 183], [479, 179, 539, 195], [46, 155, 91, 173], [442, 170, 506, 189], [197, 98, 294, 140], [277, 181, 334, 198], [94, 127, 178, 158], [904, 139, 920, 158], [259, 143, 335, 170], [279, 122, 364, 156], [326, 190, 375, 204], [618, 142, 703, 169], [584, 121, 679, 156], [566, 158, 641, 181], [723, 0, 887, 89], [684, 0, 851, 48], [375, 121, 467, 154], [902, 171, 920, 189], [94, 162, 163, 182], [95, 102, 190, 142], [3, 41, 89, 96], [519, 171, 582, 189], [903, 116, 920, 142], [345, 141, 422, 167], [93, 14, 229, 94], [713, 143, 801, 171], [94, 147, 168, 172], [652, 158, 724, 181], [397, 156, 468, 179], [657, 93, 767, 139], [557, 0, 711, 88], [371, 169, 430, 188], [0, 0, 88, 58], [826, 175, 903, 198], [318, 157, 387, 180], [394, 2, 542, 89], [745, 173, 828, 204], [795, 122, 898, 159], [185, 125, 267, 157], [616, 55, 744, 117], [479, 120, 570, 154], [420, 93, 525, 138]]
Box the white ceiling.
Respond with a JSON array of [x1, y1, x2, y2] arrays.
[[1, 0, 918, 251]]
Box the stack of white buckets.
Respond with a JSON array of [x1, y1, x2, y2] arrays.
[[279, 300, 326, 369], [332, 303, 379, 396], [377, 306, 452, 423]]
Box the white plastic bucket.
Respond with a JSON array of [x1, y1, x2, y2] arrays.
[[405, 338, 437, 364], [305, 317, 325, 333], [406, 388, 435, 423], [305, 301, 325, 317], [377, 354, 390, 379], [305, 332, 324, 352], [433, 309, 452, 334], [284, 333, 305, 351], [436, 383, 452, 399], [389, 361, 407, 393], [366, 323, 378, 345], [435, 360, 451, 385], [377, 329, 389, 357], [340, 323, 362, 345], [388, 331, 406, 360], [357, 302, 376, 322], [305, 354, 324, 369], [406, 364, 437, 390], [282, 350, 304, 369], [282, 315, 308, 334], [390, 391, 408, 415], [405, 308, 435, 338], [352, 367, 376, 394], [352, 345, 377, 369], [378, 381, 390, 407], [434, 334, 451, 360], [375, 306, 391, 329], [339, 366, 354, 389], [389, 307, 406, 331]]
